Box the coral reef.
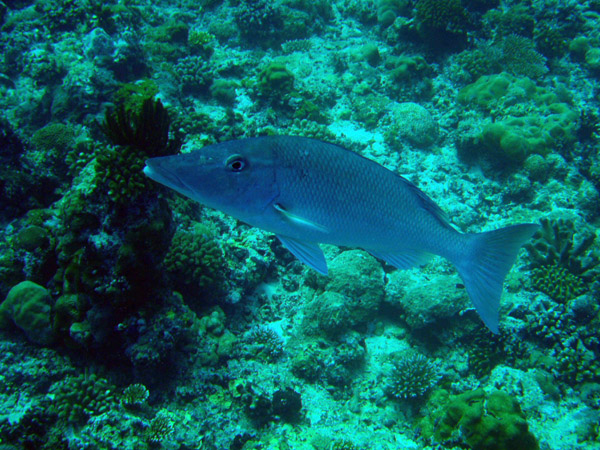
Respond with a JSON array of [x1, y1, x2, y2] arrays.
[[0, 0, 598, 448]]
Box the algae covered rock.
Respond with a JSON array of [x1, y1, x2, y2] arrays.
[[326, 250, 385, 325], [302, 290, 352, 338], [387, 102, 438, 148], [0, 280, 55, 345], [385, 269, 468, 329]]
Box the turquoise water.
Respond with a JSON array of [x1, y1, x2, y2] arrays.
[[0, 0, 599, 449]]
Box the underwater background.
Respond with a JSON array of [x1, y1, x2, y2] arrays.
[[0, 0, 599, 449]]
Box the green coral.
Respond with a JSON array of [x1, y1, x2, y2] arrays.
[[420, 388, 539, 450], [174, 56, 213, 95], [499, 34, 548, 78], [188, 30, 216, 57], [210, 79, 240, 105], [302, 291, 352, 339], [95, 146, 149, 204], [385, 353, 439, 400], [377, 0, 410, 28], [457, 73, 578, 166], [290, 342, 324, 382], [455, 47, 501, 82], [245, 325, 284, 362], [0, 281, 54, 346], [281, 39, 313, 54], [145, 410, 175, 443], [483, 5, 535, 38], [113, 79, 160, 117], [258, 62, 295, 96], [289, 119, 339, 145], [51, 373, 116, 425], [52, 293, 88, 339], [294, 99, 331, 124], [331, 439, 364, 450], [454, 35, 546, 83], [386, 54, 430, 82], [534, 25, 569, 59]]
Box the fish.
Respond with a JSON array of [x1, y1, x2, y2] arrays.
[[143, 135, 539, 333]]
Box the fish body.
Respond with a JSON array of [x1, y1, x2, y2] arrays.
[[144, 136, 539, 332]]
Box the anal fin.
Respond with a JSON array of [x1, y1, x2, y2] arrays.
[[368, 249, 432, 270]]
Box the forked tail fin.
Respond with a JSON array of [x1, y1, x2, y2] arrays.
[[455, 223, 540, 333]]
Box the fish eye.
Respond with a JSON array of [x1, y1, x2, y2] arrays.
[[226, 155, 247, 172]]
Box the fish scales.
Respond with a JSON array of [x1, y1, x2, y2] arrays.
[[144, 135, 539, 332], [270, 137, 459, 256]]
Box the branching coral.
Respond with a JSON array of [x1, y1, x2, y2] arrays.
[[145, 409, 175, 443], [525, 218, 599, 302], [466, 326, 524, 378], [122, 383, 149, 409], [173, 56, 213, 95], [244, 325, 284, 362], [527, 301, 599, 385], [385, 353, 439, 400], [235, 0, 285, 48], [499, 34, 548, 78]]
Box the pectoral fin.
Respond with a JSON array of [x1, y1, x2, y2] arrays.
[[277, 235, 328, 275], [274, 203, 328, 233]]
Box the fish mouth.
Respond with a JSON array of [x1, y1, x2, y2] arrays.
[[144, 157, 193, 197]]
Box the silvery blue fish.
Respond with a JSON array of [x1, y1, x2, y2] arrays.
[[144, 136, 539, 333]]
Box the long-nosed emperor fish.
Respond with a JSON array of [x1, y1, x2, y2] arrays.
[[143, 136, 539, 333]]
